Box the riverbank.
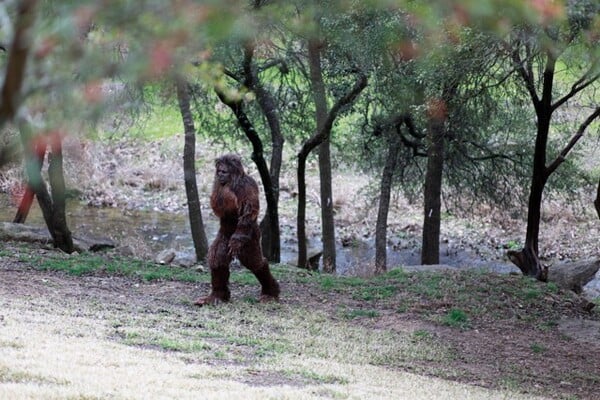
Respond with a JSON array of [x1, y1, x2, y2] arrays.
[[0, 136, 598, 277]]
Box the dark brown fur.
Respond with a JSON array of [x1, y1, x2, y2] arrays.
[[195, 154, 280, 306]]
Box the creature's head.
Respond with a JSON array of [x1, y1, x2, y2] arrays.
[[215, 154, 245, 186]]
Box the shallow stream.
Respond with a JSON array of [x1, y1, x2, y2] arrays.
[[3, 193, 600, 296], [0, 193, 520, 277]]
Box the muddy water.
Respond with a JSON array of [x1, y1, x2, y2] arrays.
[[0, 193, 211, 255], [0, 193, 516, 276]]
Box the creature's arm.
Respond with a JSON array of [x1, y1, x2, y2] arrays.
[[229, 177, 260, 256]]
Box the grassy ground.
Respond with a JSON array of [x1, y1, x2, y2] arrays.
[[1, 241, 599, 399]]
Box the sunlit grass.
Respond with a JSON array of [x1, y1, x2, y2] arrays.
[[0, 366, 69, 386], [128, 104, 182, 140], [36, 252, 207, 283]]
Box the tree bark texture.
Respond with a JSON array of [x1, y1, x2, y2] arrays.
[[297, 151, 310, 269], [508, 49, 557, 281], [0, 0, 37, 126], [318, 138, 336, 273], [308, 39, 336, 273], [375, 134, 400, 274], [595, 177, 600, 220], [421, 113, 445, 265], [297, 39, 327, 270], [47, 133, 74, 253], [524, 109, 552, 256], [176, 78, 209, 262], [19, 125, 74, 253], [3, 0, 39, 222], [512, 72, 598, 281]]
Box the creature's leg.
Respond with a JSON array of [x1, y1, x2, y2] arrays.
[[194, 232, 232, 306], [238, 238, 280, 302]]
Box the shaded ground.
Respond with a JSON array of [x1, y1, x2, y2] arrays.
[[1, 241, 599, 399]]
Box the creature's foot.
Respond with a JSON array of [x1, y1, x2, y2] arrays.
[[194, 292, 230, 307]]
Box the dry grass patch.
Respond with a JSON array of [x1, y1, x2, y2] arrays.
[[0, 301, 545, 400]]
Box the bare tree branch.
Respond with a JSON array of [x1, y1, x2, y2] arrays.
[[299, 71, 368, 156], [552, 71, 600, 112], [504, 38, 540, 106], [546, 106, 600, 176]]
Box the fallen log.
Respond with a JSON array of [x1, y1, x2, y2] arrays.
[[0, 222, 115, 253]]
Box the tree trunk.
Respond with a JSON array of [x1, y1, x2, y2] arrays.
[[251, 150, 280, 262], [309, 37, 338, 272], [0, 0, 37, 127], [297, 39, 328, 269], [47, 132, 74, 253], [22, 141, 56, 241], [176, 78, 209, 262], [309, 40, 336, 273], [524, 111, 551, 256], [507, 245, 547, 282], [19, 122, 75, 252], [375, 134, 400, 274], [594, 177, 600, 220], [297, 38, 329, 271], [262, 125, 283, 264], [318, 138, 336, 273], [510, 55, 554, 281], [297, 151, 310, 269], [421, 104, 445, 265], [519, 163, 547, 280], [508, 35, 600, 282]]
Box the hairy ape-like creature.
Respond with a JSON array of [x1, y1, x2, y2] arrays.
[[194, 154, 280, 306]]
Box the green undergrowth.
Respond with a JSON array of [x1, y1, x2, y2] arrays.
[[19, 247, 598, 329], [114, 84, 182, 141], [26, 251, 205, 283], [31, 251, 278, 287], [294, 266, 598, 328]]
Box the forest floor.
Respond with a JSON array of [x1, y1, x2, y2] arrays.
[[1, 136, 599, 399], [0, 240, 599, 399]]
